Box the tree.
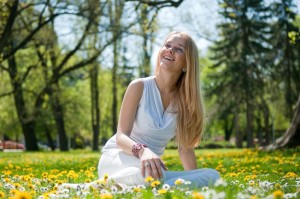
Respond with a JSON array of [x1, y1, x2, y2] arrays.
[[137, 4, 158, 77], [265, 94, 300, 149], [271, 0, 300, 120], [210, 0, 272, 148]]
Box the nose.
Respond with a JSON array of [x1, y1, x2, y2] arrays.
[[167, 47, 174, 54]]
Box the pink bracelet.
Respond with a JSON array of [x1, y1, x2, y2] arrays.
[[132, 143, 147, 158]]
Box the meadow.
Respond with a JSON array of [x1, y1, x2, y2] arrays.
[[0, 148, 299, 199]]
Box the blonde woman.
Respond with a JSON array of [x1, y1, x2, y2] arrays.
[[98, 31, 220, 187]]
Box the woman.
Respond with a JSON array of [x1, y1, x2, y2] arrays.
[[98, 31, 220, 187]]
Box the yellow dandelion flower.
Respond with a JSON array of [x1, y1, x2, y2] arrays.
[[157, 189, 167, 194], [4, 178, 10, 182], [85, 179, 91, 183], [275, 183, 281, 189], [0, 191, 5, 198], [13, 191, 32, 199], [145, 176, 154, 183], [192, 192, 205, 199], [250, 196, 257, 199], [42, 172, 48, 178], [175, 178, 184, 185], [89, 167, 96, 171], [10, 189, 18, 195], [151, 180, 161, 187], [249, 180, 255, 186], [28, 184, 35, 190], [55, 180, 63, 185], [8, 163, 14, 169], [284, 172, 297, 178], [3, 170, 12, 176], [103, 173, 109, 181], [100, 193, 113, 199], [96, 179, 106, 185], [133, 187, 141, 192], [273, 190, 284, 199], [29, 191, 36, 196]]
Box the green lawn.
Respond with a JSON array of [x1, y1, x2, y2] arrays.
[[0, 148, 299, 198]]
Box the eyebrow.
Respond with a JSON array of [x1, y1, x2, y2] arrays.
[[166, 41, 185, 48]]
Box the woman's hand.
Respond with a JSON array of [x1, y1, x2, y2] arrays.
[[140, 148, 168, 179]]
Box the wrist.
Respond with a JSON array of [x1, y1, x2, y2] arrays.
[[132, 143, 147, 158]]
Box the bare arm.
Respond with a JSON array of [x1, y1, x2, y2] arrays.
[[115, 79, 166, 179], [178, 146, 198, 170], [115, 79, 144, 154]]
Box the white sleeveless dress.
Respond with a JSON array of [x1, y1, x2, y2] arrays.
[[98, 76, 177, 185]]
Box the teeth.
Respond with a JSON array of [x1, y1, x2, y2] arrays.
[[164, 56, 174, 61]]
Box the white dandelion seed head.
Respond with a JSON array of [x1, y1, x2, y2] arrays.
[[247, 186, 258, 195], [203, 189, 217, 198], [152, 187, 157, 194], [4, 183, 14, 190], [214, 179, 228, 187], [162, 184, 170, 190], [185, 190, 192, 195], [184, 180, 191, 185], [40, 187, 49, 192], [215, 192, 226, 199], [110, 185, 118, 193], [100, 189, 109, 194], [236, 192, 250, 199], [239, 184, 245, 189], [59, 193, 70, 198], [48, 193, 57, 198], [137, 184, 146, 189]]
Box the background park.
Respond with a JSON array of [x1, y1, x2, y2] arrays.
[[0, 0, 299, 198]]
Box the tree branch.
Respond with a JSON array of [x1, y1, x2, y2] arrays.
[[2, 12, 78, 61], [0, 90, 14, 98], [125, 0, 184, 7], [0, 0, 19, 53], [55, 14, 94, 73]]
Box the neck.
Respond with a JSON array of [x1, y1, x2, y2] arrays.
[[155, 74, 178, 94]]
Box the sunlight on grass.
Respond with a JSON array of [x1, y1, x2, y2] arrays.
[[0, 148, 299, 198]]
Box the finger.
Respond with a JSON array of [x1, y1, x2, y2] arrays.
[[153, 159, 163, 178], [144, 161, 152, 177], [141, 161, 146, 177], [160, 160, 168, 171], [150, 161, 160, 179]]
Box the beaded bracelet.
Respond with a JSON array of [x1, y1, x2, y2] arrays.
[[132, 143, 147, 158]]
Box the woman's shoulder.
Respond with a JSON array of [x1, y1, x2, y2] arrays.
[[128, 76, 154, 89]]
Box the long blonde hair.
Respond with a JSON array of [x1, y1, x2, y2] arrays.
[[155, 31, 205, 148]]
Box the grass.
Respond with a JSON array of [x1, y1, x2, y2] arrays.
[[0, 148, 299, 198]]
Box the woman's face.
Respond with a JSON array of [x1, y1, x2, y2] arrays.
[[158, 34, 186, 75]]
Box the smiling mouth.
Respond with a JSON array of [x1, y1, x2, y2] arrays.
[[163, 56, 174, 61]]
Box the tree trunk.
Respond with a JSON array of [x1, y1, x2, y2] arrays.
[[265, 94, 300, 149], [49, 83, 68, 151], [91, 63, 100, 151], [224, 117, 233, 141], [45, 125, 55, 151], [8, 54, 38, 150], [234, 107, 243, 148], [112, 39, 118, 135]]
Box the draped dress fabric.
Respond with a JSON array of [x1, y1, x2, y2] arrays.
[[98, 76, 220, 187]]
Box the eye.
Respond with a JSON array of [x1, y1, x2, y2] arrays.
[[174, 47, 184, 53]]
